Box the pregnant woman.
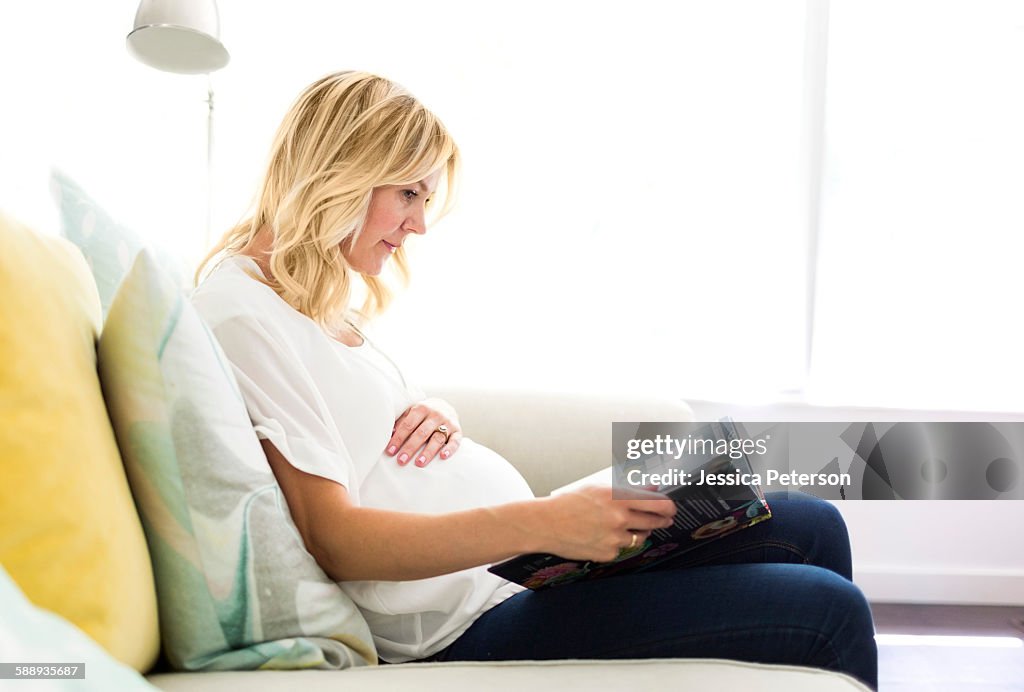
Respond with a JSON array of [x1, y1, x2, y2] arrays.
[[191, 70, 877, 690]]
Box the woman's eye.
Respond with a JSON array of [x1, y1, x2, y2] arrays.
[[402, 189, 418, 200]]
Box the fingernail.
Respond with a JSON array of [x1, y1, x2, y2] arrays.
[[440, 450, 449, 459], [416, 455, 426, 467], [387, 446, 397, 455], [398, 453, 409, 464]]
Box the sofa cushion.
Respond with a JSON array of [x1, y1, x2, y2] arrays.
[[146, 658, 872, 692], [0, 212, 160, 671], [0, 564, 159, 691], [98, 249, 376, 671]]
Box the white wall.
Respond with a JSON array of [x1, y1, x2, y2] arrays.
[[0, 1, 207, 261], [839, 501, 1023, 607]]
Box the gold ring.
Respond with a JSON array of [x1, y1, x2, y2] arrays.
[[628, 533, 638, 550], [435, 424, 450, 444]]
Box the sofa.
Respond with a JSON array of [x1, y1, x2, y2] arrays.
[[0, 187, 871, 691]]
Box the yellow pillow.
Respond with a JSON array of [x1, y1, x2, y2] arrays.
[[0, 213, 159, 671]]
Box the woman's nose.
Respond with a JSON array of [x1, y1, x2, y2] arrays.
[[403, 208, 427, 235]]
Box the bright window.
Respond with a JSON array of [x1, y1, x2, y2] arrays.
[[809, 0, 1024, 411]]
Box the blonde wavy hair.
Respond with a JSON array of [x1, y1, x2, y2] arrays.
[[197, 70, 460, 329]]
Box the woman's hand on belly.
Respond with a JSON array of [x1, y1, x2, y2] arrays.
[[385, 397, 461, 468]]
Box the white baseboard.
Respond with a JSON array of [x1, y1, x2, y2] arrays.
[[855, 566, 1024, 606]]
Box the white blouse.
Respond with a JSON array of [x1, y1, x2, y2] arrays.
[[191, 255, 531, 662]]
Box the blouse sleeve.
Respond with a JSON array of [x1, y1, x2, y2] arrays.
[[211, 313, 356, 495]]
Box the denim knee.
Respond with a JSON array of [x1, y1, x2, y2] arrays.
[[764, 492, 854, 580], [810, 569, 878, 690]]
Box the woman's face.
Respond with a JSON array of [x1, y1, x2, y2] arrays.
[[343, 169, 442, 275]]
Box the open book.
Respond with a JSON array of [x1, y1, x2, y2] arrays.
[[488, 419, 772, 590]]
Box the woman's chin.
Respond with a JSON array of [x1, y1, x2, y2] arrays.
[[346, 256, 384, 276]]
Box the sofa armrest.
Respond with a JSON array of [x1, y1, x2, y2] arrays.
[[424, 387, 694, 496]]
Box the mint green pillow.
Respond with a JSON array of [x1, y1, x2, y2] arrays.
[[97, 250, 377, 671], [0, 565, 157, 691], [50, 169, 144, 318], [50, 169, 186, 319]]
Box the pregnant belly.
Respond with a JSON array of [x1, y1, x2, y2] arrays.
[[358, 438, 535, 514]]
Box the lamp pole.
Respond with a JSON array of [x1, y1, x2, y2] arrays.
[[205, 76, 215, 251], [126, 0, 229, 258]]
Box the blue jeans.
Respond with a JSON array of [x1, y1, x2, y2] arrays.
[[430, 492, 878, 690]]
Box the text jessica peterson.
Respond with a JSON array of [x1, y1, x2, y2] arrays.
[[625, 468, 852, 488]]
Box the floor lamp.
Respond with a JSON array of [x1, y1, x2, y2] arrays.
[[126, 0, 230, 253]]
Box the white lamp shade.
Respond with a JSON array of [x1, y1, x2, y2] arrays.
[[127, 0, 229, 74]]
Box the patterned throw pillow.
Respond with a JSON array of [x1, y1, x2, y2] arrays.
[[0, 212, 160, 672], [49, 169, 144, 318], [0, 565, 159, 691], [50, 169, 186, 319], [97, 249, 377, 670]]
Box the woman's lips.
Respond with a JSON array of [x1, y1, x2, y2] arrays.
[[382, 240, 398, 253]]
